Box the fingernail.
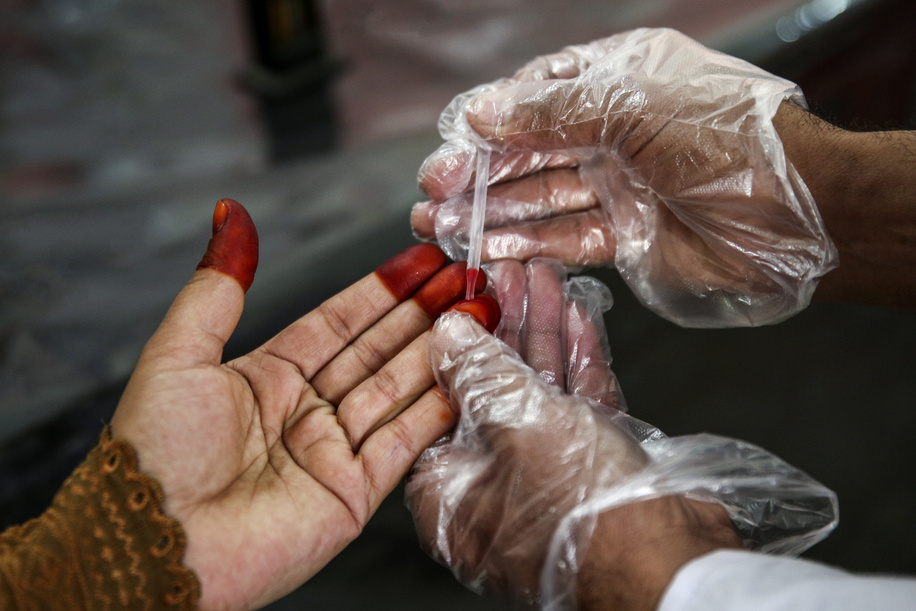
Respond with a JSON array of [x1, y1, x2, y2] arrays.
[[447, 294, 501, 333], [410, 201, 438, 240], [468, 90, 507, 130], [419, 141, 476, 201], [212, 198, 230, 234], [197, 198, 259, 293], [375, 243, 448, 301]]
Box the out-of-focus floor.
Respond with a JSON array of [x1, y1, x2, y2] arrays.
[[1, 0, 915, 609]]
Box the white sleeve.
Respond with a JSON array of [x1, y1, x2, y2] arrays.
[[659, 549, 916, 611]]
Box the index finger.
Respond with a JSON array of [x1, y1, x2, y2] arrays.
[[419, 143, 577, 202], [466, 79, 620, 152], [412, 167, 598, 241]]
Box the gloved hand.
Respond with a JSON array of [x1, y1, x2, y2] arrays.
[[412, 27, 839, 328], [406, 310, 838, 609]]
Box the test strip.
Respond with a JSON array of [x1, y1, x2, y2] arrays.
[[465, 147, 491, 300]]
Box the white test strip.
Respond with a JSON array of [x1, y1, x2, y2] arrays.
[[465, 147, 490, 300]]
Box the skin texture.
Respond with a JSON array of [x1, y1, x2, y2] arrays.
[[110, 201, 495, 610], [772, 104, 916, 308]]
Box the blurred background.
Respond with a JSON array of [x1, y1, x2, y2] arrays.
[[1, 0, 914, 608]]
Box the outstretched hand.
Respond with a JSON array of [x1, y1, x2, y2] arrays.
[[110, 199, 493, 609]]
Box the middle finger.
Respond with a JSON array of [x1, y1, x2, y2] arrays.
[[412, 167, 597, 240]]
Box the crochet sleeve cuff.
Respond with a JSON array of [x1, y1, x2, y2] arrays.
[[0, 426, 201, 609]]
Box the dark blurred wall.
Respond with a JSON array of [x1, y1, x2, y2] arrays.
[[762, 0, 916, 130]]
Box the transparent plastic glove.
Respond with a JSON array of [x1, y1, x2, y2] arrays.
[[486, 257, 625, 411], [406, 312, 838, 608], [413, 27, 839, 328]]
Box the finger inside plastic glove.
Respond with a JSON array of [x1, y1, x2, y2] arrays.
[[460, 32, 707, 153], [428, 311, 639, 459], [510, 38, 621, 82], [424, 189, 615, 267], [485, 260, 527, 354], [524, 259, 566, 388], [412, 167, 598, 242], [465, 79, 621, 151], [484, 258, 624, 410], [418, 141, 578, 202], [482, 209, 616, 268], [564, 278, 624, 412]]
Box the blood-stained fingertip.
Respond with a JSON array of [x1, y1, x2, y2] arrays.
[[196, 198, 259, 292], [448, 294, 501, 333], [375, 243, 448, 301], [412, 261, 487, 318]]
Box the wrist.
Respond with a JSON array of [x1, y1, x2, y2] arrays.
[[773, 102, 853, 224], [774, 102, 916, 308], [576, 497, 742, 611]]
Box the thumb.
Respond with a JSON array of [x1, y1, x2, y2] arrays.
[[466, 78, 628, 152], [430, 310, 634, 490], [429, 311, 561, 432], [145, 199, 259, 367]]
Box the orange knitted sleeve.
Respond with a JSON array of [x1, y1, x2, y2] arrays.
[[0, 427, 201, 609]]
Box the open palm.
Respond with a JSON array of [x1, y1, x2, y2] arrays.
[[111, 201, 469, 610]]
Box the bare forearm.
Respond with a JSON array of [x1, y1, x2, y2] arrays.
[[775, 102, 916, 309]]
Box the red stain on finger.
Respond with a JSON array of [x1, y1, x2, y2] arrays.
[[375, 243, 448, 301], [413, 261, 487, 318], [197, 198, 259, 292], [448, 294, 501, 333]]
